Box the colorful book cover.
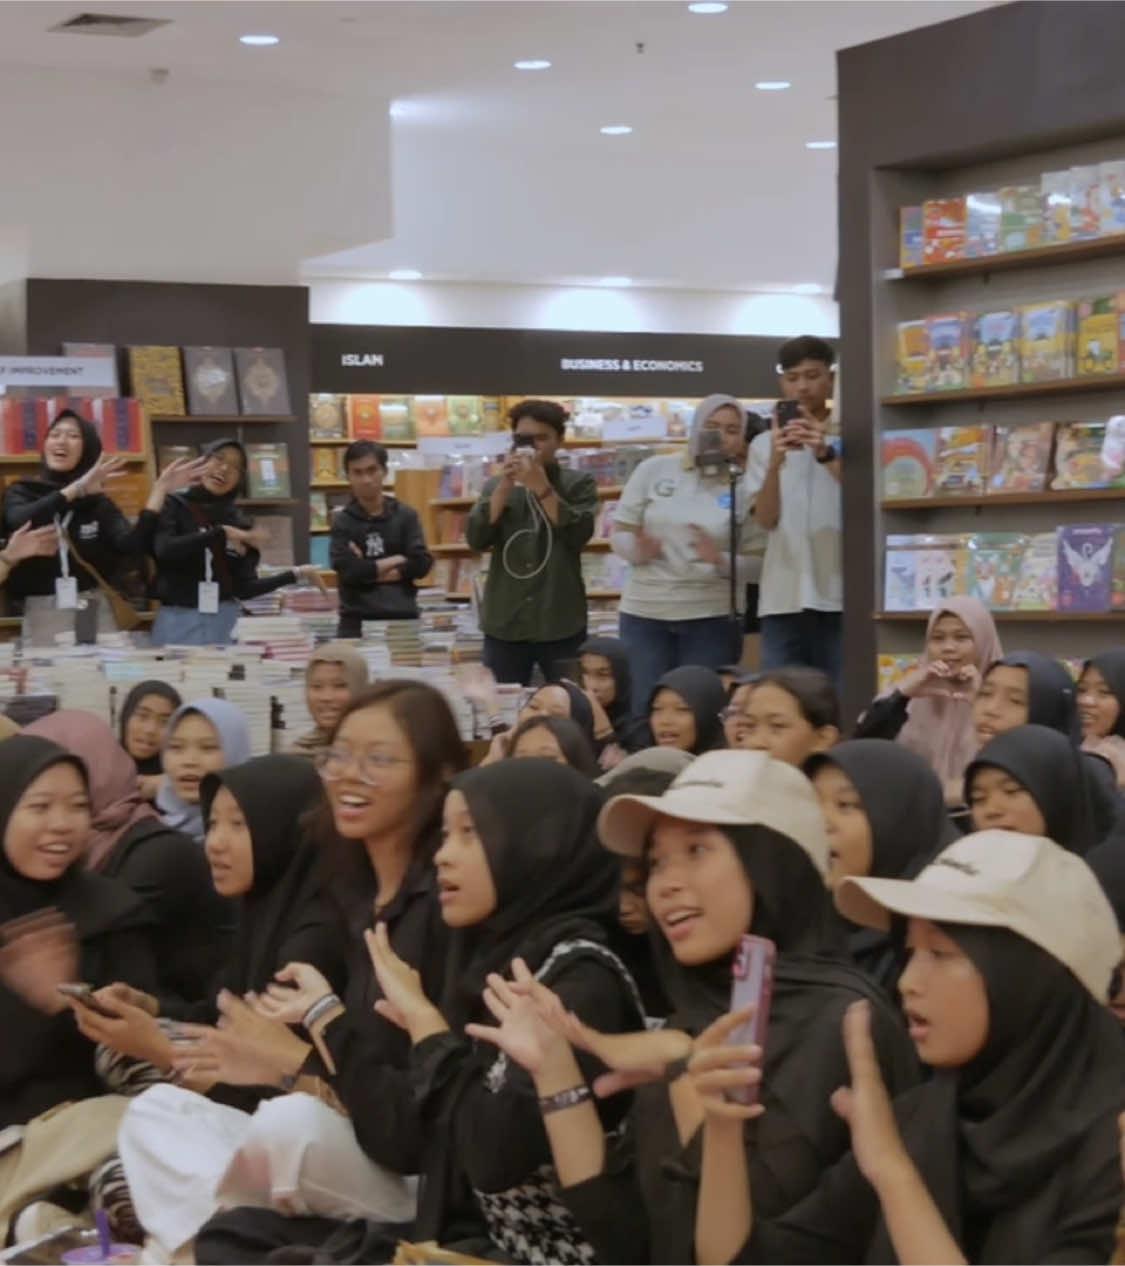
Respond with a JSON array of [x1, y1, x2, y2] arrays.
[[922, 196, 967, 263], [255, 514, 295, 569], [1077, 295, 1119, 375], [127, 346, 185, 416], [158, 443, 198, 472], [410, 396, 449, 437], [967, 533, 1025, 609], [881, 429, 938, 500], [312, 448, 340, 485], [1020, 301, 1074, 382], [1111, 527, 1125, 611], [182, 347, 238, 415], [965, 191, 1002, 257], [347, 395, 383, 440], [379, 396, 415, 442], [310, 535, 331, 569], [89, 397, 145, 454], [246, 443, 291, 499], [899, 205, 924, 268], [970, 310, 1020, 387], [989, 422, 1054, 493], [915, 535, 971, 608], [877, 653, 920, 696], [234, 347, 290, 416], [884, 537, 919, 611], [1, 400, 48, 454], [925, 313, 970, 390], [447, 397, 484, 436], [1041, 171, 1072, 244], [335, 447, 351, 481], [1052, 421, 1111, 489], [895, 321, 930, 394], [309, 492, 329, 532], [1099, 160, 1125, 235], [935, 425, 990, 495], [1070, 165, 1101, 240], [481, 397, 505, 433], [1102, 415, 1125, 485], [309, 394, 347, 439], [1058, 523, 1115, 611], [61, 342, 119, 398], [1013, 531, 1059, 611], [998, 185, 1044, 252]]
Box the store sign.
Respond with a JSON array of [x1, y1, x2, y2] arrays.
[[603, 414, 670, 441], [0, 356, 118, 389], [417, 434, 511, 458], [341, 353, 385, 367], [560, 357, 705, 374]]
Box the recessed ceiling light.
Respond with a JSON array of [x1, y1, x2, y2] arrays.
[[600, 125, 633, 136], [239, 34, 279, 46], [688, 2, 728, 12], [599, 276, 632, 287], [388, 269, 422, 281], [790, 283, 823, 294], [514, 59, 551, 71], [806, 140, 837, 150], [755, 81, 791, 91]]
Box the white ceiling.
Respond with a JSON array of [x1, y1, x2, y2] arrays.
[[0, 0, 998, 294]]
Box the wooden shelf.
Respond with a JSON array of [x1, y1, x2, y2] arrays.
[[430, 485, 624, 509], [238, 498, 300, 509], [563, 437, 685, 448], [310, 527, 331, 534], [0, 453, 147, 464], [896, 233, 1125, 281], [882, 372, 1125, 407], [876, 609, 1124, 623], [312, 481, 350, 490], [150, 414, 297, 425], [310, 438, 351, 446], [882, 487, 1125, 510]]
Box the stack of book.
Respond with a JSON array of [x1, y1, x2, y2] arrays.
[[361, 620, 424, 668]]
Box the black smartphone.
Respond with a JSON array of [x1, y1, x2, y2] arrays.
[[512, 434, 537, 450], [57, 982, 118, 1018], [776, 399, 803, 425]]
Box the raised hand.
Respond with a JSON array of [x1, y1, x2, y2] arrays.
[[0, 522, 59, 566], [830, 1001, 907, 1186], [0, 909, 79, 1014], [686, 1007, 764, 1123], [76, 454, 129, 497], [251, 961, 334, 1027], [465, 960, 567, 1076], [156, 456, 209, 494], [365, 922, 446, 1041]]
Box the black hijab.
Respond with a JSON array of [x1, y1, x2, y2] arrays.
[[1086, 650, 1125, 739], [989, 650, 1080, 742], [199, 754, 342, 1000], [440, 760, 620, 1029], [39, 410, 102, 488], [556, 681, 596, 748], [581, 637, 648, 750], [178, 437, 249, 517], [650, 666, 727, 754], [119, 680, 182, 777], [966, 724, 1113, 854], [1086, 839, 1125, 931]]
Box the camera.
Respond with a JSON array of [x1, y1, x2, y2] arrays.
[[511, 434, 537, 450]]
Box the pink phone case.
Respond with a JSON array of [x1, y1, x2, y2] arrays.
[[726, 934, 775, 1104]]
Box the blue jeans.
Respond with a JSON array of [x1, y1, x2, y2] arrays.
[[151, 601, 240, 646], [760, 610, 842, 690], [619, 612, 742, 715]]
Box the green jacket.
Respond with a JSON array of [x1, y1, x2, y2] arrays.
[[465, 465, 598, 642]]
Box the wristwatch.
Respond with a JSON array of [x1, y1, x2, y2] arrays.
[[816, 444, 838, 464]]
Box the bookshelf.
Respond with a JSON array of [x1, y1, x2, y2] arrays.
[[876, 610, 1125, 624], [881, 372, 1125, 407], [894, 232, 1125, 281]]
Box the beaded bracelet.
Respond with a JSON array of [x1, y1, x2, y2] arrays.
[[538, 1083, 592, 1115]]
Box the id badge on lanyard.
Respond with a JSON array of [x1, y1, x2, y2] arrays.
[[198, 545, 220, 614], [54, 513, 77, 609]]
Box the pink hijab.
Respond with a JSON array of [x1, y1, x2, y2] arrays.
[[25, 709, 158, 871], [895, 596, 1003, 785]]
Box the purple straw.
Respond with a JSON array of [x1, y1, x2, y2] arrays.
[[95, 1209, 111, 1260]]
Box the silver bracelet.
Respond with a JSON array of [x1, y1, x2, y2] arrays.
[[302, 993, 342, 1030]]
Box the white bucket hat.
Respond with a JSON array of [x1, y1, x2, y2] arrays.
[[836, 830, 1121, 1001], [596, 749, 830, 877]]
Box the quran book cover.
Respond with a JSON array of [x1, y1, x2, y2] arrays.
[[310, 394, 348, 439], [347, 395, 382, 440], [246, 443, 291, 499], [411, 396, 450, 437], [183, 347, 239, 415], [254, 513, 295, 568], [312, 448, 340, 485], [380, 397, 415, 442], [158, 444, 198, 472], [61, 342, 119, 398], [234, 347, 291, 416], [447, 396, 483, 436], [127, 346, 185, 416], [309, 492, 329, 531]]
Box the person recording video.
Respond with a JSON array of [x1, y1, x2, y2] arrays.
[[612, 394, 765, 713], [466, 399, 599, 686]]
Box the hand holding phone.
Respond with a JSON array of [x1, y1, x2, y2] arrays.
[[57, 982, 119, 1019], [725, 935, 775, 1104]]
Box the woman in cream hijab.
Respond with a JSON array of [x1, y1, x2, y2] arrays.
[[292, 642, 368, 758]]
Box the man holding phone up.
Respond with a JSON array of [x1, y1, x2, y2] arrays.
[[745, 336, 843, 686], [466, 399, 598, 685]]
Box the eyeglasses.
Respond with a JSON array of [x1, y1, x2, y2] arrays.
[[315, 747, 411, 785], [207, 455, 245, 476]]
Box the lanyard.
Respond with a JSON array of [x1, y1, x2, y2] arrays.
[[203, 541, 213, 585], [54, 513, 73, 579]]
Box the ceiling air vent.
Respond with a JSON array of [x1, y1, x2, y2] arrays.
[[49, 12, 172, 37]]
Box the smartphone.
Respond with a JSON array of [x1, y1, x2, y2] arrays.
[[511, 433, 537, 450], [57, 982, 117, 1018], [776, 399, 803, 426], [726, 934, 775, 1105], [695, 427, 725, 468]]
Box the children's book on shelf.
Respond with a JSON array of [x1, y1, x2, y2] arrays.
[[970, 310, 1020, 387], [934, 426, 990, 496], [127, 346, 185, 416], [922, 197, 966, 263], [989, 422, 1054, 493], [1058, 523, 1115, 611], [182, 347, 239, 415], [1020, 301, 1074, 382], [1013, 531, 1059, 611], [481, 397, 505, 433], [1111, 527, 1125, 611], [380, 397, 415, 442], [1052, 421, 1112, 490], [234, 347, 290, 416], [915, 534, 971, 608], [967, 533, 1025, 609], [1070, 165, 1101, 240], [965, 191, 1002, 257], [158, 443, 198, 472], [312, 448, 340, 485], [925, 313, 970, 390], [447, 397, 484, 436], [899, 205, 924, 268], [998, 185, 1044, 252], [309, 492, 329, 532], [1101, 415, 1125, 484], [1100, 160, 1125, 235], [1077, 295, 1120, 375], [310, 535, 331, 569], [246, 442, 291, 499], [881, 429, 938, 500], [310, 394, 348, 439], [411, 396, 449, 437], [894, 321, 930, 394], [1041, 171, 1072, 244]]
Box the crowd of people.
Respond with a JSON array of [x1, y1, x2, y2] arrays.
[[0, 597, 1124, 1265]]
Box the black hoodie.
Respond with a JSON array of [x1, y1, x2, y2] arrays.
[[330, 495, 433, 623], [2, 411, 159, 600]]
